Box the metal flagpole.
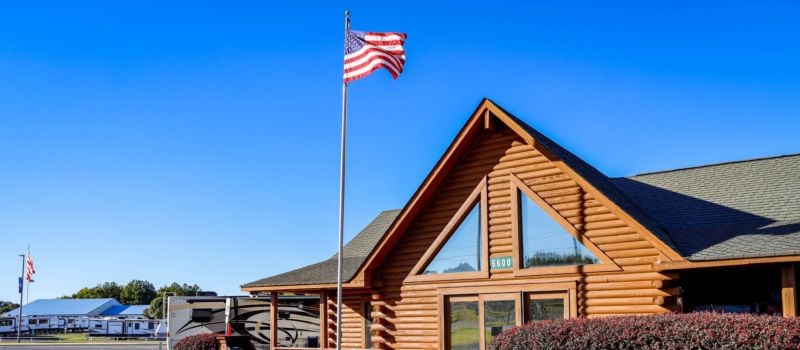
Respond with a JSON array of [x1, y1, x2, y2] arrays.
[[26, 244, 30, 305], [336, 10, 350, 350], [17, 254, 24, 343]]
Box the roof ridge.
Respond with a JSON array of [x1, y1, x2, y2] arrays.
[[625, 153, 800, 178]]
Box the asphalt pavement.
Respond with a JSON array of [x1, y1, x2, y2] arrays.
[[0, 344, 161, 350]]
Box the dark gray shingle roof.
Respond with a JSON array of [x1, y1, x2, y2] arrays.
[[496, 103, 682, 252], [611, 154, 800, 261], [242, 209, 400, 288]]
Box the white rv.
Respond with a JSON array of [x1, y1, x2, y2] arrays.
[[167, 295, 319, 350], [88, 318, 165, 338], [0, 317, 16, 335]]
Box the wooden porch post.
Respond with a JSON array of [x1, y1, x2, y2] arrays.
[[782, 264, 796, 317], [270, 291, 279, 348], [319, 290, 328, 348]]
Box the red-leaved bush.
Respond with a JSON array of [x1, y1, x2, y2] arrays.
[[491, 312, 800, 350], [174, 333, 217, 350]]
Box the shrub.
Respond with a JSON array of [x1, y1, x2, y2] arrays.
[[174, 333, 217, 350], [491, 312, 800, 350]]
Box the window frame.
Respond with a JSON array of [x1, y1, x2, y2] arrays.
[[363, 302, 373, 349], [438, 282, 577, 350], [509, 174, 621, 277], [408, 177, 490, 283], [524, 292, 569, 323]]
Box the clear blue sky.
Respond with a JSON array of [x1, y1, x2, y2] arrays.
[[1, 1, 799, 303]]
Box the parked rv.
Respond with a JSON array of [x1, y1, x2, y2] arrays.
[[167, 295, 319, 350], [0, 317, 15, 335], [0, 316, 90, 335], [88, 318, 165, 338]]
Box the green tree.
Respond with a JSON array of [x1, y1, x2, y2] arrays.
[[95, 282, 123, 300], [61, 282, 123, 299], [145, 283, 202, 319], [120, 280, 157, 305], [0, 302, 19, 314]]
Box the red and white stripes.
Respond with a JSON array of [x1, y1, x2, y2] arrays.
[[25, 254, 35, 282], [344, 32, 407, 83]]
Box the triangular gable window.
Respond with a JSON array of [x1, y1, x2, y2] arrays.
[[519, 190, 599, 268], [423, 203, 481, 274], [409, 177, 489, 282]]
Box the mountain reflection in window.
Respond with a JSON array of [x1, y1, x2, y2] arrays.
[[520, 190, 598, 268], [423, 203, 481, 275]]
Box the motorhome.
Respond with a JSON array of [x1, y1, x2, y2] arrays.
[[167, 295, 319, 350]]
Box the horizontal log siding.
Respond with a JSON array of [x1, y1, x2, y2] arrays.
[[368, 130, 678, 349], [327, 290, 370, 348]]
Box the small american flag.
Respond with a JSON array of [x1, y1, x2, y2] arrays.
[[344, 29, 407, 83], [25, 254, 35, 282]]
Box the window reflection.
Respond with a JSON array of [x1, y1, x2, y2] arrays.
[[424, 203, 481, 274]]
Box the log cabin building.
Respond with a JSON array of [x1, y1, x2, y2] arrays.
[[242, 99, 800, 350]]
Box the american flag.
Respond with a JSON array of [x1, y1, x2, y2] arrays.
[[344, 29, 407, 83], [25, 254, 35, 282]]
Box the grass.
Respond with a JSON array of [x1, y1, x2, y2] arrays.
[[52, 333, 92, 343], [0, 333, 155, 344], [450, 327, 479, 348]]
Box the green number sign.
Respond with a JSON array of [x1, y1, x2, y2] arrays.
[[490, 256, 513, 270]]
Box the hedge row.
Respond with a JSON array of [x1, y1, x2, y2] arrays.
[[491, 312, 800, 350], [174, 333, 217, 350]]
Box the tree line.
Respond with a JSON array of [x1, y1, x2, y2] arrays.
[[0, 301, 19, 314], [60, 280, 201, 319]]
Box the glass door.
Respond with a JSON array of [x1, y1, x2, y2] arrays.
[[447, 296, 480, 350], [445, 294, 522, 350], [481, 293, 521, 347]]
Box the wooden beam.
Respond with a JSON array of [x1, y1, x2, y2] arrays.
[[241, 282, 372, 293], [783, 264, 796, 317], [270, 291, 279, 348], [318, 290, 328, 348], [483, 109, 495, 131], [656, 255, 800, 271]]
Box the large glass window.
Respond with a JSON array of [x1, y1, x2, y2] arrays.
[[519, 190, 598, 268], [449, 299, 480, 350], [424, 203, 481, 275], [444, 291, 568, 350], [483, 300, 516, 347]]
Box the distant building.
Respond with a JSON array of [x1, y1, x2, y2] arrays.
[[2, 298, 150, 333], [5, 298, 122, 319], [99, 305, 150, 319]]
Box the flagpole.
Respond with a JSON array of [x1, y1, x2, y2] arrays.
[[17, 254, 24, 343], [335, 10, 350, 350], [26, 244, 30, 305]]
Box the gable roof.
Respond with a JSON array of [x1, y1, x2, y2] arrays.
[[241, 209, 400, 289], [241, 99, 800, 291], [355, 99, 685, 281], [100, 304, 149, 316], [5, 298, 120, 317], [611, 154, 800, 261]]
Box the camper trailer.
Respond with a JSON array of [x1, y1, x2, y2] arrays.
[[88, 318, 165, 338], [0, 317, 16, 335], [167, 295, 319, 350], [0, 316, 90, 335]]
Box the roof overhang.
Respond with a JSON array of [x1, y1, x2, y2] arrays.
[[656, 255, 800, 271]]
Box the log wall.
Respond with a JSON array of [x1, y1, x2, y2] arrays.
[[326, 290, 371, 349], [366, 128, 680, 349]]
